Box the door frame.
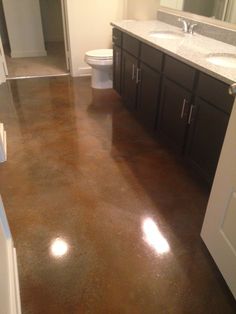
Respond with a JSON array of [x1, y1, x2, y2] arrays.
[[0, 34, 8, 84], [61, 0, 71, 72]]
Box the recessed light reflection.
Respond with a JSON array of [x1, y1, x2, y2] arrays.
[[50, 238, 69, 258], [142, 218, 170, 255]]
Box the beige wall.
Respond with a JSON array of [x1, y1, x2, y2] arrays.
[[127, 0, 160, 20], [66, 0, 125, 77]]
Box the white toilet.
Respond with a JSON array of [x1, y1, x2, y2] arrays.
[[85, 49, 113, 89]]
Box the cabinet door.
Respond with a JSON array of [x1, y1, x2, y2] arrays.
[[158, 78, 191, 152], [122, 51, 138, 111], [113, 45, 122, 95], [186, 97, 229, 184], [137, 62, 161, 131]]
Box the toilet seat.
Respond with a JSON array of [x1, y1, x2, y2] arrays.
[[85, 49, 113, 60]]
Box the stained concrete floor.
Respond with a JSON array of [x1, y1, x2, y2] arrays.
[[0, 77, 235, 314]]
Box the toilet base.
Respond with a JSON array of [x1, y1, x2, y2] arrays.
[[91, 67, 113, 89]]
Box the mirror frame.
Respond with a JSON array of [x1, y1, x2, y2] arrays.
[[159, 6, 236, 31]]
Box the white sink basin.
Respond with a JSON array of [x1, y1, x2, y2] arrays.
[[206, 53, 236, 68], [149, 30, 184, 39]]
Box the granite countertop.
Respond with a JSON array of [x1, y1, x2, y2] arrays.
[[111, 20, 236, 85]]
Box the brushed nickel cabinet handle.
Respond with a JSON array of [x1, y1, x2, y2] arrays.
[[181, 98, 187, 119], [136, 68, 141, 84], [116, 52, 119, 65], [132, 64, 136, 80], [188, 105, 195, 124]]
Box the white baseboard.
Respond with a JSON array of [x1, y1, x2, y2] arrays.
[[11, 49, 47, 58], [77, 66, 92, 77]]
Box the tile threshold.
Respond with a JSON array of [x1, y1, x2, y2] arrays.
[[7, 72, 70, 80]]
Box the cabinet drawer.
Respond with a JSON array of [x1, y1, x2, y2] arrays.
[[140, 43, 163, 72], [164, 55, 196, 90], [123, 33, 139, 57], [196, 73, 233, 114], [112, 28, 122, 47]]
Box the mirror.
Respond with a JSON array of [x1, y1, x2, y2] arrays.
[[160, 0, 236, 24]]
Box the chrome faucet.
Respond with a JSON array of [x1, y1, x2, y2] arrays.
[[178, 18, 190, 33], [178, 18, 198, 35]]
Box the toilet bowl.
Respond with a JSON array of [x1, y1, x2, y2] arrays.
[[85, 49, 113, 89]]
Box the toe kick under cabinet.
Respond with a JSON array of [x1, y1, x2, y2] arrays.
[[112, 28, 234, 186]]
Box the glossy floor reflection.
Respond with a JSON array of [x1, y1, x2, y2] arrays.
[[0, 77, 235, 314]]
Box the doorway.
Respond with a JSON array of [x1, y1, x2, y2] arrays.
[[0, 0, 70, 79]]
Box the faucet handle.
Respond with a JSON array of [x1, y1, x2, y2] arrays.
[[189, 23, 198, 35]]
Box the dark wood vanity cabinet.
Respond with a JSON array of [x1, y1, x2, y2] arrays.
[[112, 28, 122, 95], [185, 74, 234, 184], [113, 45, 122, 95], [136, 44, 163, 131], [185, 97, 230, 183], [121, 35, 163, 131], [159, 78, 191, 152], [121, 33, 139, 110], [112, 27, 233, 185], [158, 56, 196, 152], [136, 62, 161, 130], [122, 51, 138, 110]]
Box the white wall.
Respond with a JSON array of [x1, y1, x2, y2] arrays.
[[2, 0, 46, 58], [127, 0, 160, 20], [40, 0, 64, 42], [66, 0, 125, 77]]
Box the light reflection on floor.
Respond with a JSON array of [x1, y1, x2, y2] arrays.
[[50, 237, 69, 258], [142, 218, 170, 255]]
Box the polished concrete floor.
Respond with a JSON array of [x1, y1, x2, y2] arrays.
[[0, 77, 235, 314], [5, 42, 68, 79]]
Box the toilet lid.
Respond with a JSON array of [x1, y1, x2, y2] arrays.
[[86, 49, 113, 60]]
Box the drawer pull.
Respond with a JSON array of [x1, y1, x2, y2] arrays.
[[116, 52, 119, 65], [188, 105, 195, 124], [132, 64, 136, 80], [136, 68, 141, 84], [181, 98, 187, 119], [112, 35, 118, 42]]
